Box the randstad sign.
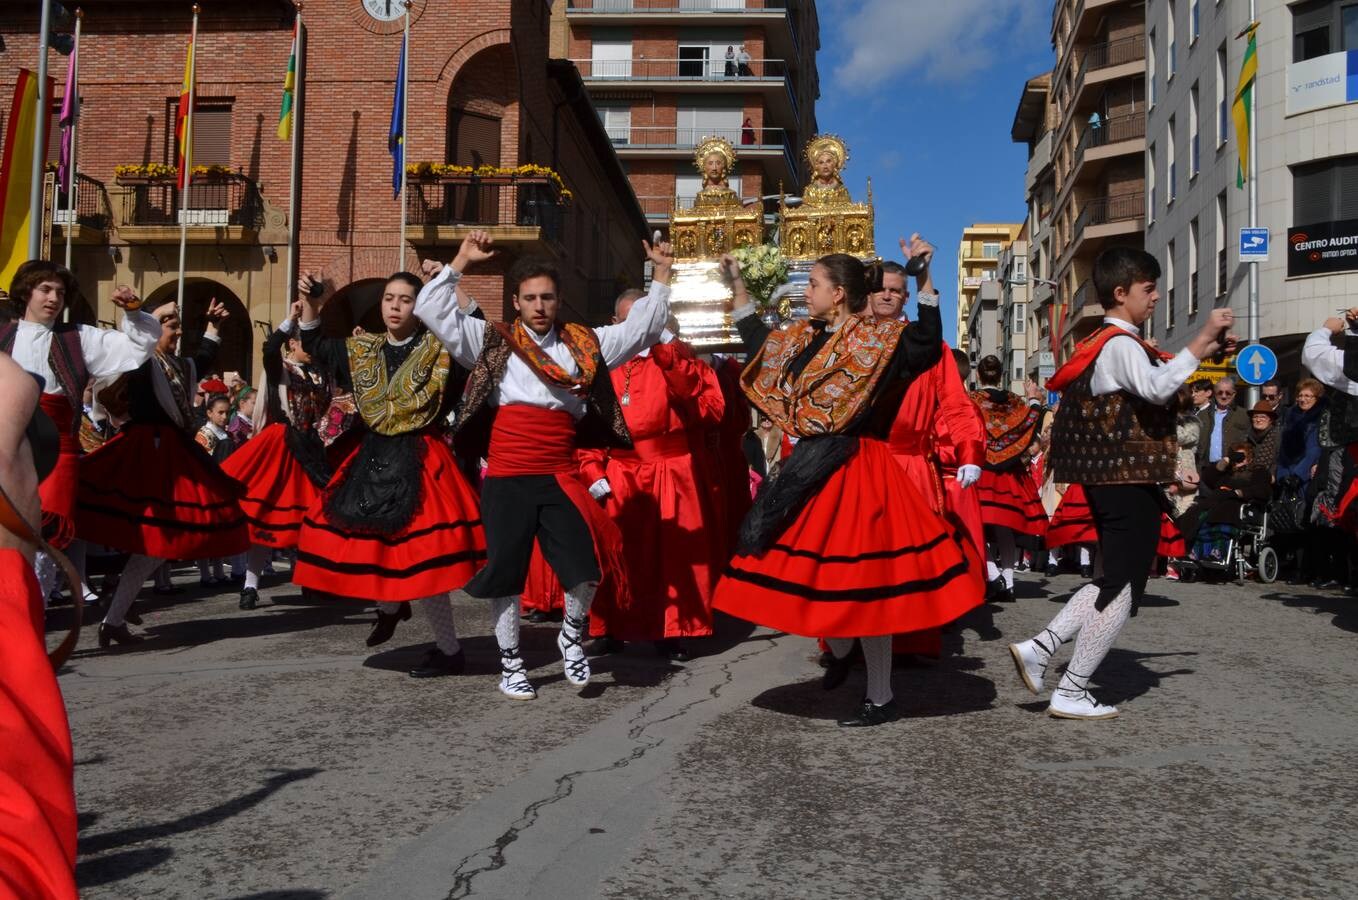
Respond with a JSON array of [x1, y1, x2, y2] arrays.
[[1286, 50, 1358, 116]]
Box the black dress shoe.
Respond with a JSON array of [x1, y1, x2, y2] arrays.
[[408, 647, 466, 678], [654, 638, 691, 661], [123, 603, 143, 626], [1044, 564, 1060, 578], [837, 699, 900, 728], [822, 651, 856, 691], [97, 621, 144, 648], [239, 587, 259, 610], [1080, 564, 1094, 580], [587, 635, 624, 656], [366, 603, 411, 647], [526, 608, 551, 624]]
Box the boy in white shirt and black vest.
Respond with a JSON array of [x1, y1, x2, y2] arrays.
[[1009, 247, 1237, 719]]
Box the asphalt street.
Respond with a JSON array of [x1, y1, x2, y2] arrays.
[[53, 566, 1358, 899]]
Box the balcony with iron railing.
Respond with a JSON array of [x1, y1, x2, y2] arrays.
[[575, 57, 799, 119], [1069, 34, 1146, 111], [49, 173, 112, 241], [607, 125, 800, 186], [1069, 112, 1147, 180], [1073, 191, 1145, 240], [114, 173, 265, 243], [1063, 276, 1104, 340], [404, 175, 566, 248], [565, 1, 801, 57]]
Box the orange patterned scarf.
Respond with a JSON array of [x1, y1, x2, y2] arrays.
[[495, 321, 601, 396], [740, 317, 904, 437]]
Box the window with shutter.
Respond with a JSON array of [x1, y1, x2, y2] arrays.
[[446, 109, 501, 224], [1337, 156, 1358, 219], [1292, 155, 1358, 223]]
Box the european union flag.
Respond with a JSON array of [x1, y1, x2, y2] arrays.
[[389, 40, 405, 198]]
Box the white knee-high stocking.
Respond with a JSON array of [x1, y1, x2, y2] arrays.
[[104, 554, 165, 627], [242, 545, 273, 591], [417, 594, 461, 655], [861, 635, 893, 706], [825, 637, 855, 659], [1028, 582, 1100, 668], [1055, 585, 1132, 700], [491, 596, 533, 698], [560, 581, 597, 686]]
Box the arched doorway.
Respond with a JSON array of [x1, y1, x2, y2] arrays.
[[144, 279, 254, 383], [445, 45, 515, 224]]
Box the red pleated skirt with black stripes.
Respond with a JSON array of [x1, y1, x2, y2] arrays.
[[76, 423, 248, 559], [975, 467, 1049, 537], [221, 422, 322, 549], [712, 438, 985, 639], [1047, 483, 1183, 556], [292, 433, 487, 602]]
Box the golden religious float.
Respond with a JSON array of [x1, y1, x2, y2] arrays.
[[775, 134, 878, 320], [665, 136, 764, 350]]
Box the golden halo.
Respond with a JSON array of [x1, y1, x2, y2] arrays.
[[693, 136, 737, 177], [804, 134, 848, 174]]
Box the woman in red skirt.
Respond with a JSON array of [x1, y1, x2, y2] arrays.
[[222, 301, 338, 610], [291, 271, 487, 678], [1047, 483, 1185, 568], [970, 355, 1048, 602], [78, 296, 250, 648], [712, 237, 985, 727], [1, 261, 160, 601]]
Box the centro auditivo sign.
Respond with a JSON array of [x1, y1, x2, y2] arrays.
[[1288, 220, 1358, 277]]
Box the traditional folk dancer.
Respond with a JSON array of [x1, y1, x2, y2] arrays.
[[414, 233, 673, 700], [291, 271, 487, 678], [221, 304, 335, 610], [78, 296, 250, 648], [581, 293, 725, 660], [870, 261, 985, 659], [0, 262, 159, 603], [712, 239, 984, 727], [1302, 308, 1358, 531], [195, 393, 237, 585], [1009, 248, 1237, 719], [971, 355, 1048, 603]]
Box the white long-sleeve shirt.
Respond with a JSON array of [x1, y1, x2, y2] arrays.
[[8, 312, 161, 397], [1302, 327, 1358, 397], [413, 265, 671, 418], [1090, 317, 1200, 403]]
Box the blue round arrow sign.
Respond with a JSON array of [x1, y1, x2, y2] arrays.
[[1234, 343, 1278, 386]]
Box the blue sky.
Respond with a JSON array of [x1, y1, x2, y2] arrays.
[[812, 0, 1055, 343]]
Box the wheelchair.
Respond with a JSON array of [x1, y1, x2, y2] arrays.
[[1176, 501, 1279, 585]]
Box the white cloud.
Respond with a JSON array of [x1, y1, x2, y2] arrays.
[[829, 0, 1045, 90]]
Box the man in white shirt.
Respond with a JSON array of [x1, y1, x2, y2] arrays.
[[1009, 247, 1236, 719], [415, 233, 673, 700]]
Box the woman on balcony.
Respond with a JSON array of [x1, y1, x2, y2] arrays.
[[711, 237, 984, 728]]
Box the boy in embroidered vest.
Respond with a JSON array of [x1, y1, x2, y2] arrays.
[[1009, 247, 1237, 719], [1, 261, 160, 602], [415, 232, 673, 700], [79, 296, 250, 649], [292, 271, 487, 678]]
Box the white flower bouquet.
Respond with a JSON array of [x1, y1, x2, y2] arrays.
[[731, 243, 789, 312]]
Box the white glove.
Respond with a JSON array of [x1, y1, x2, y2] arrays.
[[588, 478, 612, 500], [957, 465, 982, 489]]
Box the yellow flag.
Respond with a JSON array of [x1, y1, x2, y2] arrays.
[[0, 70, 46, 289]]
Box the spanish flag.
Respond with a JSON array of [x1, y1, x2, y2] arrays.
[[277, 20, 298, 141], [1233, 22, 1258, 189], [176, 35, 196, 190], [0, 70, 51, 290]]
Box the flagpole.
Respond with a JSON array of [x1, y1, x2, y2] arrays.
[[285, 2, 304, 314], [398, 2, 409, 272], [64, 8, 82, 270], [29, 0, 53, 260], [1246, 2, 1259, 406], [177, 4, 199, 309]]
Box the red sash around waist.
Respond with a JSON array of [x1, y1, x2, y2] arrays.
[[40, 393, 79, 454], [486, 405, 578, 477], [609, 432, 691, 462], [889, 431, 935, 457]]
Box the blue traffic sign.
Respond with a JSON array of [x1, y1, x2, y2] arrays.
[[1235, 343, 1278, 385], [1240, 227, 1269, 260]]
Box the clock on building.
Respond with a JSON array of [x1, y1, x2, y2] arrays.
[[352, 0, 425, 34]]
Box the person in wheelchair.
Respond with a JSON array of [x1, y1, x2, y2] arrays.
[[1190, 442, 1272, 563]]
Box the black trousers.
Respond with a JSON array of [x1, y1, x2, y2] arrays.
[[463, 475, 599, 600], [1085, 483, 1164, 615]]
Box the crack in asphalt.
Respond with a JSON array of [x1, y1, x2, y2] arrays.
[[443, 636, 781, 899]]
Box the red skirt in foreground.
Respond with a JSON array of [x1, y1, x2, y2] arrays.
[[588, 439, 717, 641], [712, 438, 984, 639], [1047, 483, 1183, 556], [293, 434, 487, 603], [521, 541, 565, 614], [76, 424, 248, 559], [0, 551, 76, 900], [37, 395, 79, 549], [221, 422, 322, 549], [975, 467, 1048, 537]]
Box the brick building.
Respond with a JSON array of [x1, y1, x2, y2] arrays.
[[550, 1, 820, 233], [2, 0, 647, 381]]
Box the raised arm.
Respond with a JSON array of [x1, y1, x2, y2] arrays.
[[891, 235, 944, 380], [412, 233, 494, 369], [296, 270, 353, 388], [596, 240, 674, 368], [1302, 312, 1358, 397], [1098, 307, 1237, 403], [721, 254, 773, 354], [79, 286, 160, 380]]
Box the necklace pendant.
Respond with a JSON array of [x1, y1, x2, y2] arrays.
[[621, 392, 630, 406]]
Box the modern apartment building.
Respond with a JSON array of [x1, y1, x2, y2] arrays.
[[1044, 0, 1149, 360], [955, 222, 1022, 354], [997, 237, 1042, 393], [1143, 0, 1358, 383], [552, 1, 821, 232], [1012, 72, 1059, 364]]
